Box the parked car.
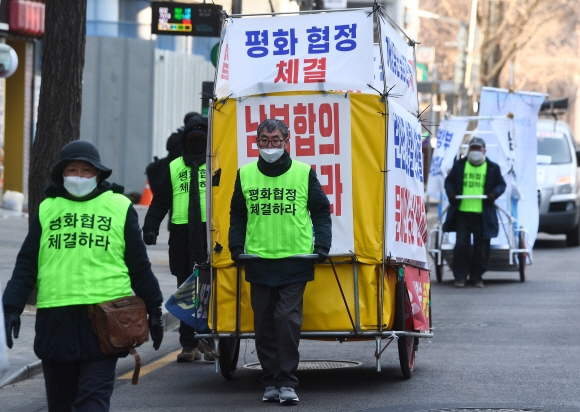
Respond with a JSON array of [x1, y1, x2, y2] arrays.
[[536, 104, 580, 246]]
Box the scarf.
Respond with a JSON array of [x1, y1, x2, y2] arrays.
[[183, 152, 208, 270]]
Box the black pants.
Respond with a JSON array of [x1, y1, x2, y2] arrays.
[[453, 211, 490, 282], [250, 282, 306, 389], [42, 357, 117, 412]]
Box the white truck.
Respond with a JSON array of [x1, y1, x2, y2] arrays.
[[536, 98, 580, 246]]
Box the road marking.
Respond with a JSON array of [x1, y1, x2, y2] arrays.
[[118, 349, 181, 380]]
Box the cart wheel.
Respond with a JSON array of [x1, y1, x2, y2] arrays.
[[433, 237, 443, 283], [435, 263, 443, 283], [517, 231, 526, 283], [218, 338, 240, 380], [394, 278, 416, 379]]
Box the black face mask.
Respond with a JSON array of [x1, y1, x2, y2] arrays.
[[186, 135, 207, 155]]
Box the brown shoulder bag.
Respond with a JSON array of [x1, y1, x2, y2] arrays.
[[88, 295, 149, 385]]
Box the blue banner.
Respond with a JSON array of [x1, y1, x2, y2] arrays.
[[164, 268, 211, 331]]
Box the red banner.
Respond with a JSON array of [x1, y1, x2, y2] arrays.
[[404, 266, 430, 331]]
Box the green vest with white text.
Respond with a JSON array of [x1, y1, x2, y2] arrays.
[[37, 192, 133, 308], [459, 161, 487, 213], [169, 157, 206, 224], [240, 160, 313, 258]]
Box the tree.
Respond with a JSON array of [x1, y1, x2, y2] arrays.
[[26, 1, 87, 305], [420, 0, 580, 121], [28, 0, 87, 224]]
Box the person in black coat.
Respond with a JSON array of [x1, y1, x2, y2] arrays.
[[2, 141, 163, 411], [443, 137, 506, 288], [142, 115, 213, 362], [229, 119, 332, 405], [146, 111, 199, 196]]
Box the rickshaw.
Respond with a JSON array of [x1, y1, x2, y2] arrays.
[[179, 5, 433, 382], [427, 194, 529, 283], [426, 122, 532, 283]]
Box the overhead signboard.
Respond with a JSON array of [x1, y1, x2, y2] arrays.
[[151, 2, 222, 37]]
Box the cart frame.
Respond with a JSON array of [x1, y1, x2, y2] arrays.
[[427, 195, 531, 283], [196, 255, 433, 380]]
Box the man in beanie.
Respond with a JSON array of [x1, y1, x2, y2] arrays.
[[142, 115, 214, 362], [3, 140, 164, 411], [443, 136, 506, 288]]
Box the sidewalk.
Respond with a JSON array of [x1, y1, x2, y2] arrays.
[[0, 205, 180, 388]]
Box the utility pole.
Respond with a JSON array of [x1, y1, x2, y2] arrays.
[[299, 0, 314, 11], [462, 0, 478, 114], [232, 0, 242, 14]]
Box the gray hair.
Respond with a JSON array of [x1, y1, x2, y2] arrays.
[[257, 119, 288, 140]]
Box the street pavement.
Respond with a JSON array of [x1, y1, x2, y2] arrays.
[[0, 205, 182, 388], [3, 204, 580, 411]]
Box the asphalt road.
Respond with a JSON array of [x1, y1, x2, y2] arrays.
[[1, 232, 580, 411]]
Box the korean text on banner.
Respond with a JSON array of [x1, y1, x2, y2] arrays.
[[426, 117, 469, 200], [378, 20, 418, 114], [227, 9, 374, 97], [236, 93, 354, 254], [386, 98, 427, 263], [215, 27, 230, 99]]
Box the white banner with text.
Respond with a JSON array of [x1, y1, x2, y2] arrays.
[[235, 94, 354, 254], [385, 98, 427, 263]]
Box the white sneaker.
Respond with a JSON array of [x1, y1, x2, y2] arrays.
[[279, 386, 299, 404], [262, 386, 279, 402]]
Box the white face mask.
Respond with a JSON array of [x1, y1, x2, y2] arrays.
[[259, 148, 285, 163], [63, 175, 98, 198], [468, 150, 485, 165]]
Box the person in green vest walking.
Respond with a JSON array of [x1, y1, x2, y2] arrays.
[[2, 140, 164, 411], [142, 115, 214, 362], [229, 119, 332, 405], [443, 137, 506, 288]]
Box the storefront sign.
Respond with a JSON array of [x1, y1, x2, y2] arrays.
[[151, 2, 222, 37]]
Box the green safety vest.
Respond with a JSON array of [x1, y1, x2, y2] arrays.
[[459, 161, 487, 213], [37, 191, 133, 308], [240, 160, 313, 258], [169, 157, 206, 224]]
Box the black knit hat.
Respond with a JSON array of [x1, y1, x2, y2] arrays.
[[50, 140, 112, 185], [181, 115, 208, 152]]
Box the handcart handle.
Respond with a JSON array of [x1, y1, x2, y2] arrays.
[[238, 254, 319, 260], [455, 195, 487, 199]]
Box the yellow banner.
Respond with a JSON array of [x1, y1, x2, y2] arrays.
[[212, 263, 397, 332], [210, 92, 387, 267]]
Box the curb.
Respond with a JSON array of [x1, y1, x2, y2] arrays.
[[0, 360, 43, 388], [0, 313, 178, 389]]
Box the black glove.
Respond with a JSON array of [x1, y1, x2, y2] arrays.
[[143, 231, 158, 245], [4, 311, 21, 349], [148, 308, 164, 350], [314, 246, 329, 264], [448, 193, 459, 205], [230, 247, 243, 263], [485, 192, 497, 205]]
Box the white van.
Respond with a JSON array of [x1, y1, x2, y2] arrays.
[[536, 117, 580, 246]]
